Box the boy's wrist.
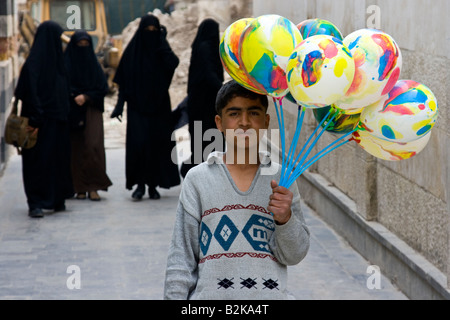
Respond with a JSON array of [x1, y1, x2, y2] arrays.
[[274, 210, 291, 225]]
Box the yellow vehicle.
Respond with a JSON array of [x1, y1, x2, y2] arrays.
[[19, 0, 121, 87], [23, 0, 107, 52]]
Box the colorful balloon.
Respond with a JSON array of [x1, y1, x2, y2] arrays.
[[352, 129, 431, 161], [313, 105, 361, 134], [286, 35, 355, 108], [219, 18, 259, 93], [335, 29, 402, 113], [239, 14, 303, 98], [297, 18, 343, 40], [285, 19, 342, 106], [359, 80, 438, 143]]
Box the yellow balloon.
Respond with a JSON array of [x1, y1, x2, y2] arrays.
[[352, 129, 431, 161], [239, 14, 303, 98], [219, 18, 260, 93]]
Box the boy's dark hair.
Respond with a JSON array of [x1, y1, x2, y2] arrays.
[[215, 80, 269, 116]]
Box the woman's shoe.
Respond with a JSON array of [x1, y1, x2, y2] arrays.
[[29, 208, 44, 218], [89, 191, 101, 201], [149, 187, 160, 200], [132, 185, 145, 201], [76, 193, 87, 200]]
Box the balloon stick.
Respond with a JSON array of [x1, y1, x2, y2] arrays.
[[281, 107, 335, 186], [273, 100, 354, 190], [273, 97, 286, 182], [285, 129, 356, 188], [280, 107, 305, 186]]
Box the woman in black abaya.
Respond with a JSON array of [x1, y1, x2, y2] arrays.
[[180, 18, 224, 178], [14, 21, 73, 218], [111, 14, 180, 200], [64, 30, 112, 201]]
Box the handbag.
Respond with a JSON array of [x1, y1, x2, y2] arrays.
[[4, 98, 38, 154]]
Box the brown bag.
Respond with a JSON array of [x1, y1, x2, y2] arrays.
[[4, 98, 38, 154]]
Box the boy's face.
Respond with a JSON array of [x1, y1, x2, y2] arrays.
[[215, 96, 270, 150]]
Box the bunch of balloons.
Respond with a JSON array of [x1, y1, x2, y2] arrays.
[[219, 15, 438, 188]]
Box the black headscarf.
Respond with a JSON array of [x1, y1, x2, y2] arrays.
[[187, 18, 224, 94], [113, 14, 179, 112], [64, 30, 108, 110], [15, 20, 69, 126]]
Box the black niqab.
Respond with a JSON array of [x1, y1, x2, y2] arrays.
[[187, 18, 224, 137], [112, 14, 180, 190], [15, 21, 74, 211], [113, 14, 177, 113], [181, 18, 224, 175], [15, 20, 69, 126], [187, 18, 223, 94], [64, 30, 108, 110]]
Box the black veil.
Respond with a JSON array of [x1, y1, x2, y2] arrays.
[[64, 30, 108, 110], [113, 14, 178, 113], [15, 20, 69, 126]]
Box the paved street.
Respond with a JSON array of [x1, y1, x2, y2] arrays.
[[0, 110, 408, 300]]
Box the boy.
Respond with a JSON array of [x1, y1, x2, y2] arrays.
[[164, 80, 310, 300]]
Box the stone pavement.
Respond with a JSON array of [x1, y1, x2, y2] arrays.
[[0, 147, 408, 300]]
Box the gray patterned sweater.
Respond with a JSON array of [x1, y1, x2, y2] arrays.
[[164, 152, 310, 300]]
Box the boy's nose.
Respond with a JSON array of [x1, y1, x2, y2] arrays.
[[240, 113, 250, 126]]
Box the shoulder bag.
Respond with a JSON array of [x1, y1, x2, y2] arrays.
[[4, 98, 38, 154]]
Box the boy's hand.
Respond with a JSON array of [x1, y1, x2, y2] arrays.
[[268, 180, 292, 225]]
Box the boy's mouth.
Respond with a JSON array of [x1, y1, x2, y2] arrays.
[[235, 128, 256, 137]]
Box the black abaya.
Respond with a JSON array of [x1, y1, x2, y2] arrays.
[[14, 21, 73, 211], [113, 14, 180, 190], [181, 18, 224, 176], [64, 30, 112, 194]]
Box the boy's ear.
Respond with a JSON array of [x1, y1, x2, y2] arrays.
[[265, 113, 270, 128], [215, 115, 223, 132]]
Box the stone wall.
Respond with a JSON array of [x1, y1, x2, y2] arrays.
[[0, 0, 19, 172], [253, 0, 450, 295]]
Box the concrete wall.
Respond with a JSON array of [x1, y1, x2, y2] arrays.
[[0, 0, 19, 172], [252, 0, 449, 298]]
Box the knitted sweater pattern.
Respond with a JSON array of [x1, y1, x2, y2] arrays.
[[164, 152, 310, 300]]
